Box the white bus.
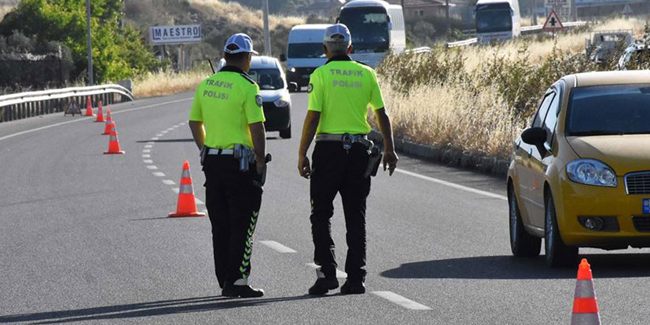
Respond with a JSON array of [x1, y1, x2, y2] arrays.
[[475, 0, 521, 43], [337, 0, 406, 68]]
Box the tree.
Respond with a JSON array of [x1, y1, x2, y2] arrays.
[[0, 0, 160, 83]]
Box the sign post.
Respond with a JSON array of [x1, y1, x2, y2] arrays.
[[544, 0, 571, 23], [149, 25, 202, 71], [542, 10, 564, 38]]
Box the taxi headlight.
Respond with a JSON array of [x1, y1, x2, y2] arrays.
[[566, 159, 617, 187], [274, 97, 290, 107]]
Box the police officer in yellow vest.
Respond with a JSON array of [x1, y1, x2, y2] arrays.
[[298, 24, 398, 295], [189, 33, 267, 298]]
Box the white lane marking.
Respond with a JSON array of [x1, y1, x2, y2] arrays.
[[144, 144, 153, 148], [372, 291, 432, 310], [195, 198, 204, 205], [172, 188, 179, 194], [160, 130, 168, 134], [162, 179, 175, 185], [142, 149, 151, 153], [306, 263, 347, 279], [259, 241, 297, 253], [0, 97, 192, 142], [146, 141, 155, 145], [146, 165, 158, 170], [152, 137, 160, 140], [152, 172, 165, 177], [143, 159, 153, 164], [395, 169, 507, 201], [142, 154, 151, 158]]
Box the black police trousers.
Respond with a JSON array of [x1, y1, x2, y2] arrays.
[[203, 155, 263, 288], [310, 141, 371, 282]]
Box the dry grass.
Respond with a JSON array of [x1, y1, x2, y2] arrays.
[[380, 79, 523, 159], [132, 68, 211, 98], [464, 17, 644, 69], [189, 0, 304, 30], [380, 17, 647, 160]]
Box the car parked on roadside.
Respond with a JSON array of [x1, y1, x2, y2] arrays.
[[508, 71, 650, 267], [616, 43, 650, 70], [217, 56, 293, 139]]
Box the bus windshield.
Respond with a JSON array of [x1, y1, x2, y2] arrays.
[[476, 3, 512, 33], [339, 7, 389, 53], [288, 43, 326, 59]]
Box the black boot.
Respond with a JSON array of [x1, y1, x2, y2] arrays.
[[222, 284, 265, 298], [308, 277, 339, 295], [340, 280, 365, 294]]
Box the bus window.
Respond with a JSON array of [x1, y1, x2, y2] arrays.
[[476, 3, 513, 33]]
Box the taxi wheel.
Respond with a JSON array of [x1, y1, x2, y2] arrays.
[[544, 193, 578, 267], [508, 185, 541, 257], [279, 125, 291, 139]]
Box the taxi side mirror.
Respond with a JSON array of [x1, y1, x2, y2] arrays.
[[521, 127, 548, 156]]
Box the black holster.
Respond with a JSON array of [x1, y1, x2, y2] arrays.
[[363, 141, 382, 178]]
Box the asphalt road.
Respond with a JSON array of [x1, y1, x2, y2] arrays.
[[2, 92, 650, 324]]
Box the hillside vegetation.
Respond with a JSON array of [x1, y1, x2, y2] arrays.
[[376, 17, 646, 160]]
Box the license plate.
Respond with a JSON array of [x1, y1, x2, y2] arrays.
[[644, 198, 650, 214]]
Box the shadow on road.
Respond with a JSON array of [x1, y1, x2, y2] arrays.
[[0, 294, 325, 324], [380, 254, 650, 280]]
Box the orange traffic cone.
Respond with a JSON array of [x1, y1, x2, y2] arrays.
[[104, 124, 125, 154], [169, 160, 206, 217], [102, 110, 113, 135], [571, 259, 601, 325], [85, 96, 95, 117], [94, 100, 105, 122]]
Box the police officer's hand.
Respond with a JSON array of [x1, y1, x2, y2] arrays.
[[255, 160, 265, 176], [383, 150, 398, 176], [298, 156, 311, 179]]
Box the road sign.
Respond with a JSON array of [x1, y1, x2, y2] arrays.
[[545, 0, 571, 22], [543, 10, 564, 31], [149, 25, 202, 45]]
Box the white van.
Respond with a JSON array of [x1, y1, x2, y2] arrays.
[[280, 24, 332, 90]]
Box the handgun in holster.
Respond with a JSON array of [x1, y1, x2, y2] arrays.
[[233, 144, 256, 172], [364, 141, 383, 178]]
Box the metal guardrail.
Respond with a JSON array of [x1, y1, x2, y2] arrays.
[[447, 21, 589, 48], [0, 84, 134, 123]]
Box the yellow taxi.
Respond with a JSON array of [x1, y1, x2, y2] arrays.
[[508, 71, 650, 267]]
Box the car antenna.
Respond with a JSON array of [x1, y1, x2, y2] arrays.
[[208, 59, 216, 74]]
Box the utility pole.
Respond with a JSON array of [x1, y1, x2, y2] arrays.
[[531, 0, 537, 25], [263, 0, 271, 56], [446, 0, 450, 35], [85, 0, 94, 86]]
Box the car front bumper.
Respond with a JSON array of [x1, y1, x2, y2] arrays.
[[262, 103, 290, 131], [555, 176, 650, 248]]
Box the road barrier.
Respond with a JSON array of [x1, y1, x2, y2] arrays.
[[0, 84, 134, 123], [447, 21, 589, 48]]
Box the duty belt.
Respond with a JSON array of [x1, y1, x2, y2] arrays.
[[207, 148, 235, 155], [315, 133, 373, 150]]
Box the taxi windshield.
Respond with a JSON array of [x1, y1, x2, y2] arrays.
[[566, 84, 650, 136]]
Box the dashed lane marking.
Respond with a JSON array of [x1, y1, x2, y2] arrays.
[[143, 160, 153, 164], [162, 180, 175, 185], [152, 172, 165, 177], [395, 169, 507, 201], [146, 165, 158, 170], [372, 291, 432, 310], [306, 263, 347, 279], [259, 241, 297, 253]]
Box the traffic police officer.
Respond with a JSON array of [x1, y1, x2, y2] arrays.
[[298, 24, 398, 295], [189, 33, 267, 298]]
